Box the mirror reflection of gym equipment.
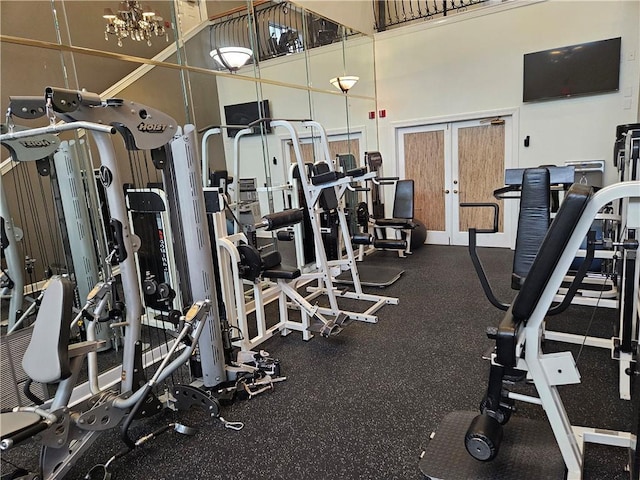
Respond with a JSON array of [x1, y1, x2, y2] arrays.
[[1, 1, 639, 480], [1, 89, 282, 479]]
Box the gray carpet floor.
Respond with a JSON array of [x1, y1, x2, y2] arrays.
[[1, 245, 635, 479]]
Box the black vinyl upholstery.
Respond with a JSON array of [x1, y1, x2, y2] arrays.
[[375, 180, 416, 229], [312, 162, 339, 211], [262, 265, 302, 280], [495, 183, 593, 367], [262, 209, 304, 230], [512, 183, 592, 322], [392, 179, 414, 219], [511, 168, 551, 289]]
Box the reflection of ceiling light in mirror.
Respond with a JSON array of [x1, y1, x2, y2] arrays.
[[103, 1, 169, 47], [210, 47, 253, 72], [330, 76, 359, 93]]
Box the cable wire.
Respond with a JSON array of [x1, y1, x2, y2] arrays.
[[575, 273, 610, 365]]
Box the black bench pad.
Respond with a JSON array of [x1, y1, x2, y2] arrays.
[[346, 167, 367, 178], [512, 183, 592, 322], [262, 265, 301, 280], [375, 218, 416, 229], [311, 170, 344, 185]]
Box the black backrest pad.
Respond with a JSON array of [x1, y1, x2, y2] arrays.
[[511, 168, 551, 289], [312, 162, 339, 210], [511, 183, 592, 322], [392, 180, 414, 219]]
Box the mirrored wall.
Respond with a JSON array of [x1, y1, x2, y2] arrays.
[[0, 0, 378, 324], [1, 1, 378, 173]]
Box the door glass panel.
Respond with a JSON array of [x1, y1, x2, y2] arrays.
[[457, 124, 504, 233], [404, 130, 446, 232]]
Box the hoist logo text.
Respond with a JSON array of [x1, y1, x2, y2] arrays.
[[19, 139, 55, 148], [137, 122, 167, 133]]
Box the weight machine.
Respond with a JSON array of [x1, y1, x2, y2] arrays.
[[200, 120, 398, 343], [0, 88, 279, 479], [276, 120, 399, 323], [463, 161, 638, 400], [2, 109, 114, 347], [353, 151, 420, 259], [419, 180, 640, 480], [1, 121, 62, 332]]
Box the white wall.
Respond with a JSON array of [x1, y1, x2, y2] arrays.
[[374, 0, 640, 186]]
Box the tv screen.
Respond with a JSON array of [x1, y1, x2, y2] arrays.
[[224, 100, 271, 137], [523, 37, 621, 102]]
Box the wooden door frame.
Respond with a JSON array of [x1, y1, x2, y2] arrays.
[[393, 108, 519, 249]]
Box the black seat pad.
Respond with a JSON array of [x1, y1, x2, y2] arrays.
[[262, 264, 301, 280], [346, 167, 367, 178], [512, 183, 592, 322], [312, 162, 339, 210], [375, 218, 416, 229]]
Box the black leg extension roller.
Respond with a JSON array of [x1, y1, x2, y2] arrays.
[[259, 208, 304, 230]]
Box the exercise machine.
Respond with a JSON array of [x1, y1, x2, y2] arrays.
[[211, 194, 350, 341], [276, 120, 399, 323], [1, 120, 61, 332], [202, 120, 398, 339], [419, 180, 640, 479], [0, 88, 279, 479], [353, 151, 422, 259], [463, 164, 637, 400]]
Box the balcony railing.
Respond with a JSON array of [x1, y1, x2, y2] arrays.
[[374, 0, 492, 31], [208, 1, 359, 71]]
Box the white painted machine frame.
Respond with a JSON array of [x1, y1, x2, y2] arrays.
[[208, 193, 313, 350], [500, 181, 639, 479], [274, 120, 398, 323]]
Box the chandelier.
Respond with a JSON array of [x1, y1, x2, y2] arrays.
[[103, 1, 169, 47]]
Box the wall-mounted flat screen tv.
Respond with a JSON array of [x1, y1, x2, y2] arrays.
[[224, 100, 272, 137], [523, 37, 621, 102]]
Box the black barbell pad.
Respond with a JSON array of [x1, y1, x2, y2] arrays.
[[262, 208, 304, 230], [351, 233, 373, 245], [276, 230, 294, 241]]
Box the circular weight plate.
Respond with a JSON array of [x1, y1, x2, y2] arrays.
[[157, 283, 175, 300], [143, 279, 157, 295], [237, 244, 262, 281]]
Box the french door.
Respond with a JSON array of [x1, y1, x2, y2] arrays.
[[398, 116, 513, 247]]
